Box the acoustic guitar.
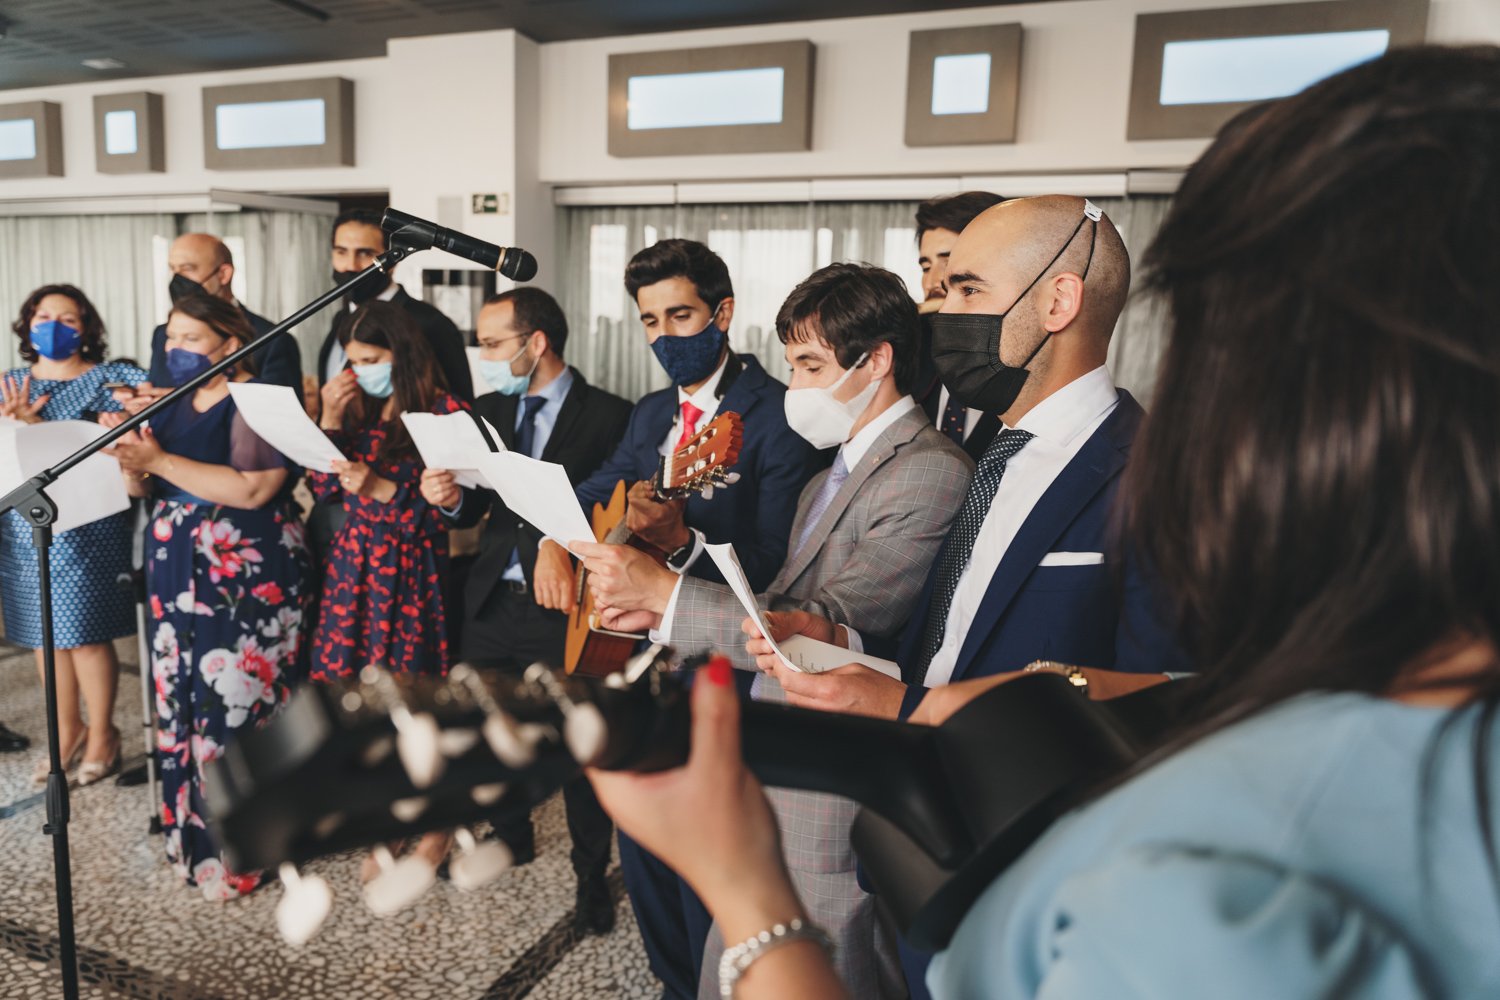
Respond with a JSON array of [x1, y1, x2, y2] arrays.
[[206, 645, 1179, 949], [564, 412, 743, 676]]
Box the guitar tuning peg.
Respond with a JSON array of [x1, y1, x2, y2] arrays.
[[390, 796, 427, 824], [522, 663, 609, 765], [724, 472, 741, 485], [451, 663, 548, 768], [360, 666, 445, 788], [699, 484, 715, 500], [448, 827, 513, 892], [362, 844, 437, 917], [438, 727, 480, 757], [276, 863, 332, 946], [471, 782, 508, 807]]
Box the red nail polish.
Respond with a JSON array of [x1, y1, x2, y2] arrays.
[[706, 656, 732, 687]]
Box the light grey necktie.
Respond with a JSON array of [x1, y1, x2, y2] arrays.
[[791, 452, 850, 560]]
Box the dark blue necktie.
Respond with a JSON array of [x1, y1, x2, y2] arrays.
[[940, 395, 967, 444], [505, 395, 549, 575], [912, 428, 1034, 684]]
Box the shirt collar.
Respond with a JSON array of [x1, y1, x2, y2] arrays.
[[840, 394, 918, 470], [677, 352, 729, 412], [1011, 365, 1117, 447], [346, 279, 401, 312], [529, 365, 574, 410]]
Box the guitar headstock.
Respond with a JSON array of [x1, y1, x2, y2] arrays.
[[657, 411, 744, 500], [206, 645, 690, 944]]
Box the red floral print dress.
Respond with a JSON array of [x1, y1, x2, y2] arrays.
[[307, 393, 465, 680]]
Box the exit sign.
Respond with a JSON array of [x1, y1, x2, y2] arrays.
[[472, 193, 509, 215]]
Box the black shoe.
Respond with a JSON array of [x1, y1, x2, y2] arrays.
[[0, 722, 28, 753], [572, 874, 615, 936]]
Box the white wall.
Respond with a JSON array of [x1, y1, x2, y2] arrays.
[[536, 0, 1498, 186]]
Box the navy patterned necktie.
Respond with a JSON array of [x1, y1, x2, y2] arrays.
[[940, 395, 967, 444], [505, 394, 550, 574], [912, 428, 1034, 685]]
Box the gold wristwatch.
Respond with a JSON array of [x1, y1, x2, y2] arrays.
[[1022, 660, 1089, 696]]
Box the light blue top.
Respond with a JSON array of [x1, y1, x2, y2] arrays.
[[930, 692, 1500, 999]]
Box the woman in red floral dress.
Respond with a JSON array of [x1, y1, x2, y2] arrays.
[[308, 301, 465, 682]]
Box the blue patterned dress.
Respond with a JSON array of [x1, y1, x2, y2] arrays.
[[144, 387, 309, 899], [0, 360, 147, 648]]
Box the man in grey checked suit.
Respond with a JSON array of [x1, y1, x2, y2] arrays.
[[576, 262, 972, 998]]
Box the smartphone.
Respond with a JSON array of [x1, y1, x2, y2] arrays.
[[103, 382, 133, 392]]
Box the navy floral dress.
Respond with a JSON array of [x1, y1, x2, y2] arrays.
[[0, 361, 146, 648], [145, 388, 308, 900], [307, 393, 464, 680]]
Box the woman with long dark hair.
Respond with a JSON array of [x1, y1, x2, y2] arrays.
[[2, 284, 146, 785], [105, 293, 308, 899], [589, 46, 1500, 998]]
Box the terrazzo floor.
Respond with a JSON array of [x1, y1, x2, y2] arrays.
[[0, 637, 662, 999]]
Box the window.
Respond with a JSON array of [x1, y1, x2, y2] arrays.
[[215, 99, 327, 150], [627, 67, 785, 131], [0, 119, 37, 161], [931, 54, 992, 116], [1159, 30, 1390, 105], [103, 110, 138, 155]]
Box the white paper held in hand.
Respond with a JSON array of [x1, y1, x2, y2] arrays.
[[703, 542, 900, 680], [0, 420, 129, 534], [401, 411, 497, 489], [226, 383, 345, 473], [473, 451, 592, 547]]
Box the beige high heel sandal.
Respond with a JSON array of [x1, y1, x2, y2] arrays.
[[77, 727, 123, 786], [32, 731, 86, 785]]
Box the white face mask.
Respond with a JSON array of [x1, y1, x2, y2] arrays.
[[783, 352, 882, 450]]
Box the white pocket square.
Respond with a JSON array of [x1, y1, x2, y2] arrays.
[[1038, 551, 1104, 567]]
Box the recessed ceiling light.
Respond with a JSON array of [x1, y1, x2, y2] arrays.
[[82, 57, 126, 70]]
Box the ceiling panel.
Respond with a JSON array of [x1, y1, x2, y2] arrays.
[[0, 0, 1058, 91]]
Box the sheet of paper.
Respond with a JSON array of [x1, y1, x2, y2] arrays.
[[226, 383, 345, 473], [480, 417, 506, 452], [402, 411, 495, 489], [0, 420, 129, 534], [475, 451, 593, 546], [777, 634, 901, 681], [704, 542, 901, 679]]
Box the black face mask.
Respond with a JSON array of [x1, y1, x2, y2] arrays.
[[332, 268, 388, 305], [931, 204, 1100, 414], [168, 272, 208, 305]]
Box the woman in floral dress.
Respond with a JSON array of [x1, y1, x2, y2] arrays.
[[1, 283, 146, 786], [106, 294, 307, 900], [308, 301, 463, 873]]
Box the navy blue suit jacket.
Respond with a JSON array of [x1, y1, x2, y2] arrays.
[[149, 304, 303, 390], [574, 354, 818, 593], [882, 390, 1187, 718]]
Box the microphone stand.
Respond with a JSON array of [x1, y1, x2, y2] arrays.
[[0, 246, 413, 1000]]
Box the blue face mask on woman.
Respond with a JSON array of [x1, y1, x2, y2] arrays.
[[164, 348, 215, 388], [650, 307, 726, 386], [30, 320, 83, 361], [353, 362, 395, 398]]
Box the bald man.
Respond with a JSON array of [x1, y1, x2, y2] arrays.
[[145, 233, 303, 390]]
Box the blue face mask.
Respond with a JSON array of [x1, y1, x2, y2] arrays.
[[164, 347, 215, 388], [478, 338, 540, 396], [353, 362, 395, 398], [650, 307, 726, 386], [30, 320, 82, 361]]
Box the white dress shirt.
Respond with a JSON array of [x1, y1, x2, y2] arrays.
[[651, 353, 730, 574], [652, 393, 919, 642], [919, 365, 1118, 687], [324, 280, 401, 383]]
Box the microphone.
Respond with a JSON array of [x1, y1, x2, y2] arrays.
[[380, 208, 538, 282]]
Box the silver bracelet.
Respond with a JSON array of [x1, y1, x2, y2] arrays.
[[718, 916, 835, 998]]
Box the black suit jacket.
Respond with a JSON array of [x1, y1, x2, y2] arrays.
[[316, 286, 474, 401], [149, 304, 302, 390], [450, 369, 632, 632], [914, 313, 1001, 461]]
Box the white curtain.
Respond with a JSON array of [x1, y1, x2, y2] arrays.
[[555, 196, 1173, 403], [0, 209, 331, 374]]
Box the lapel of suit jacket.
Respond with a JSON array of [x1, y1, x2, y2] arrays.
[[540, 369, 587, 463], [480, 392, 520, 452], [950, 391, 1141, 681], [775, 407, 926, 588]]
